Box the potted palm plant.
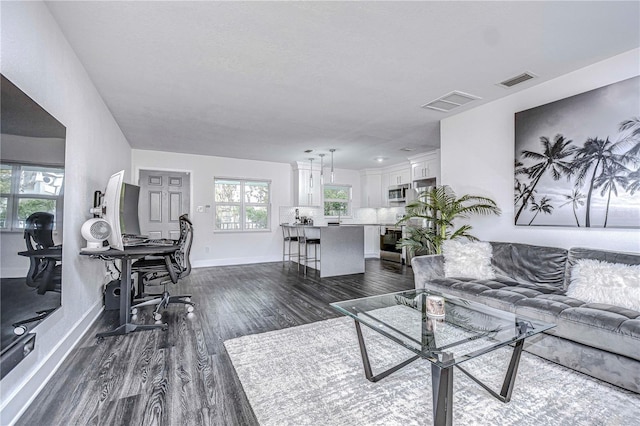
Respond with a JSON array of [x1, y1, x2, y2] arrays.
[[397, 185, 501, 256]]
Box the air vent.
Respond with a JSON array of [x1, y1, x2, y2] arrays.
[[499, 72, 537, 88], [421, 91, 481, 112]]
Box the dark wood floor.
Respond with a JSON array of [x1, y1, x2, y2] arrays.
[[17, 259, 415, 425], [1, 277, 60, 350]]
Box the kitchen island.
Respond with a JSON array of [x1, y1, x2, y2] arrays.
[[282, 224, 365, 278]]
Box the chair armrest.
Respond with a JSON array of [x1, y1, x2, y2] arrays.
[[411, 254, 444, 290]]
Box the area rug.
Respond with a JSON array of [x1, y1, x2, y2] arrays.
[[224, 316, 640, 426]]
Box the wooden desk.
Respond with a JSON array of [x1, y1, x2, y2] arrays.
[[80, 245, 178, 339]]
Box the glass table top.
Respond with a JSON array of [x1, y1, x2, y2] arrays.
[[330, 289, 555, 368]]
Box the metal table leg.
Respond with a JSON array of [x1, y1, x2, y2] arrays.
[[431, 364, 453, 426], [354, 320, 420, 383]]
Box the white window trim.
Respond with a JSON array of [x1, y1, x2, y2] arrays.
[[213, 177, 272, 232], [323, 183, 352, 218], [1, 162, 64, 232]]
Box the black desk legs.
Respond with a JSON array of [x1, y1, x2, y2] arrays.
[[96, 256, 167, 339]]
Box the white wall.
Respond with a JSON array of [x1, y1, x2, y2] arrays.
[[440, 48, 640, 253], [1, 2, 131, 423], [132, 150, 293, 266], [132, 150, 363, 266]]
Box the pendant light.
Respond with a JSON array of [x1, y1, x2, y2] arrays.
[[308, 158, 314, 189], [329, 149, 336, 183], [318, 154, 325, 185]]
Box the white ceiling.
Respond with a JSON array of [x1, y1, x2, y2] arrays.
[[46, 1, 640, 170]]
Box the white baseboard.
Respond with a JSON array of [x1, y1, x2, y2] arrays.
[[0, 302, 103, 426], [192, 255, 281, 268], [193, 254, 381, 268]]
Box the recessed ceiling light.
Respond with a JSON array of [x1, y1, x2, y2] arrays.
[[375, 157, 387, 162], [304, 149, 313, 153], [400, 147, 415, 152], [421, 90, 481, 112]]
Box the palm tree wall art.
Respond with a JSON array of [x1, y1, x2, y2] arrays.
[[514, 76, 640, 228]]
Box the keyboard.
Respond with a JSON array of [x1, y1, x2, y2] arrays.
[[123, 235, 147, 246], [123, 236, 175, 247], [145, 239, 175, 246]]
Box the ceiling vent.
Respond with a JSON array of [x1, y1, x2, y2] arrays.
[[421, 91, 481, 112], [499, 72, 537, 88]]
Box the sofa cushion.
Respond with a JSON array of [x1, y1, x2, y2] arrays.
[[490, 242, 567, 289], [555, 305, 640, 362], [442, 240, 496, 279], [564, 247, 640, 290], [427, 277, 564, 313], [567, 259, 640, 311], [515, 296, 640, 362]]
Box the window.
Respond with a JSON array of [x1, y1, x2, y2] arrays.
[[0, 163, 64, 231], [214, 178, 270, 231], [324, 184, 351, 217]]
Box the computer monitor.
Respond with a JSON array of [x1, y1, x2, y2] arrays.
[[121, 183, 141, 237], [101, 170, 143, 250], [102, 170, 125, 250]]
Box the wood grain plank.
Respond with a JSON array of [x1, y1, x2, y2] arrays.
[[16, 260, 414, 425]]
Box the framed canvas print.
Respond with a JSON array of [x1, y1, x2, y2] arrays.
[[514, 76, 640, 228]]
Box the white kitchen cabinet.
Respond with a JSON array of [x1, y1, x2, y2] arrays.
[[364, 225, 380, 258], [411, 160, 427, 180], [410, 150, 441, 182], [292, 162, 321, 206], [389, 168, 411, 186], [380, 172, 390, 206], [360, 170, 382, 208]]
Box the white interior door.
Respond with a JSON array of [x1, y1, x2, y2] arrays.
[[139, 170, 190, 240]]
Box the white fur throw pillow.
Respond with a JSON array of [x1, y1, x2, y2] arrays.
[[442, 240, 496, 280], [567, 259, 640, 311]]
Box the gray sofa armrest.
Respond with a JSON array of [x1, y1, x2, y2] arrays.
[[411, 254, 444, 290]]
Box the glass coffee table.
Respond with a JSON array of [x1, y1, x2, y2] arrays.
[[331, 289, 555, 426]]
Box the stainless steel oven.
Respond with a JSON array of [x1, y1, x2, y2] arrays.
[[380, 226, 404, 263]]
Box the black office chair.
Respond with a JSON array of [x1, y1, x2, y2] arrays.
[[130, 214, 195, 321], [13, 212, 62, 335], [23, 212, 62, 294]]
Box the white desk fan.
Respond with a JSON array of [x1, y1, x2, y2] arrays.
[[81, 218, 111, 251]]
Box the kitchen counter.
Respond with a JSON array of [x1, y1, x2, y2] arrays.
[[281, 224, 365, 277]]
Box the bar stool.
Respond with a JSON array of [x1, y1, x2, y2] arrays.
[[300, 226, 320, 275], [281, 224, 300, 268]]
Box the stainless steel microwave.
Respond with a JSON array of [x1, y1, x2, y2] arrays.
[[388, 184, 411, 203]]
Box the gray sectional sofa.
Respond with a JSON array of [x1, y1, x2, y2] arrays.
[[411, 241, 640, 393]]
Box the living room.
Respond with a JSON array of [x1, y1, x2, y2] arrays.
[[1, 1, 639, 424]]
